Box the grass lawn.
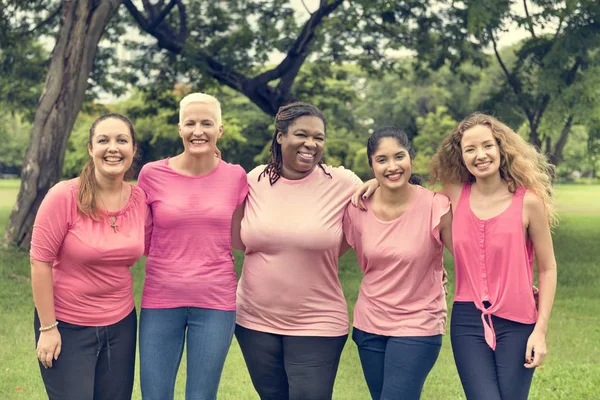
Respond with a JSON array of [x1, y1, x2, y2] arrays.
[[1, 179, 599, 399]]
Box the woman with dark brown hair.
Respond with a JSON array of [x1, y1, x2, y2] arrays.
[[30, 113, 147, 400], [232, 102, 362, 400]]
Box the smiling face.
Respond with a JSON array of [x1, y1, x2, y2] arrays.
[[277, 115, 325, 179], [178, 102, 223, 156], [460, 124, 501, 180], [371, 137, 412, 190], [88, 118, 136, 180]]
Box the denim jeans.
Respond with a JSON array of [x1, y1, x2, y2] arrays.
[[139, 307, 236, 400], [352, 327, 442, 400], [451, 302, 536, 400]]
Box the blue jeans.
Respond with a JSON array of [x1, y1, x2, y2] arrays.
[[352, 327, 442, 400], [451, 302, 535, 400], [139, 307, 236, 400]]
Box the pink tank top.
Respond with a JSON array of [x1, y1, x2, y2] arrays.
[[453, 183, 537, 350]]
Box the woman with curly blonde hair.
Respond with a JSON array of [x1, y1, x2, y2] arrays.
[[432, 112, 557, 400], [352, 112, 557, 399]]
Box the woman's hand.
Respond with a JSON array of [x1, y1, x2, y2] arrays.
[[351, 179, 379, 210], [524, 328, 547, 368], [37, 328, 62, 369]]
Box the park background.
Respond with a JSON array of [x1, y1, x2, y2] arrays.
[[1, 0, 599, 398]]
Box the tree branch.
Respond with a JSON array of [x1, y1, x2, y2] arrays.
[[123, 0, 149, 30], [523, 0, 536, 38], [300, 0, 313, 15], [125, 0, 252, 97], [146, 0, 178, 32], [490, 31, 534, 121], [255, 0, 344, 88], [550, 114, 574, 165], [17, 5, 62, 37]]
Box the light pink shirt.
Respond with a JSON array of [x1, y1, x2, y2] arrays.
[[453, 184, 537, 350], [343, 186, 449, 336], [30, 179, 146, 326], [236, 165, 362, 336], [138, 159, 248, 310]]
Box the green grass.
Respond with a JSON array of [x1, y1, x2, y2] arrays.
[[1, 179, 599, 399]]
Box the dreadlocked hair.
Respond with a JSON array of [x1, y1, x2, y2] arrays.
[[259, 102, 332, 185]]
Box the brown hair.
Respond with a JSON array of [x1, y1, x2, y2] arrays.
[[430, 112, 558, 226], [77, 113, 137, 218], [259, 102, 331, 185]]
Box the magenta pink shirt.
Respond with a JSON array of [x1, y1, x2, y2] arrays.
[[138, 159, 248, 310], [236, 165, 362, 336], [343, 186, 449, 336], [453, 183, 537, 349], [30, 179, 146, 326]]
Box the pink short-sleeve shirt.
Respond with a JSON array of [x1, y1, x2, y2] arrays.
[[30, 179, 147, 326], [138, 159, 248, 311], [344, 186, 450, 336], [236, 165, 362, 336]]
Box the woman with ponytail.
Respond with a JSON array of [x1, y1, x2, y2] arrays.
[[30, 114, 146, 400], [342, 127, 452, 400], [232, 102, 362, 400]]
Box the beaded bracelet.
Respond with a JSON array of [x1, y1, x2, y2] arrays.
[[39, 321, 59, 332]]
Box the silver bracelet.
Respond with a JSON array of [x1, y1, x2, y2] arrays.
[[39, 321, 59, 332]]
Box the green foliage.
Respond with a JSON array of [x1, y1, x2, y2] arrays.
[[0, 112, 31, 175], [412, 107, 458, 176]]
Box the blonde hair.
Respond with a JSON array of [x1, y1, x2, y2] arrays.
[[179, 92, 222, 124], [430, 112, 558, 227]]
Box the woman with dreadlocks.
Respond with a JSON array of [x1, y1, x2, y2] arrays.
[[232, 102, 362, 400]]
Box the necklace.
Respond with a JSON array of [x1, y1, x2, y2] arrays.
[[97, 183, 123, 233]]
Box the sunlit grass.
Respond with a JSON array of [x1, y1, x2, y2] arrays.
[[1, 181, 599, 399]]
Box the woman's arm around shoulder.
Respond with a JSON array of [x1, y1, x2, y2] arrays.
[[231, 168, 249, 252], [437, 183, 462, 214]]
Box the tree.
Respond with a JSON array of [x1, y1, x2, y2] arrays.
[[123, 0, 345, 116], [4, 0, 123, 247], [449, 0, 600, 165]]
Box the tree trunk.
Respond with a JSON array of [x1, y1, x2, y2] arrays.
[[547, 115, 574, 167], [3, 0, 122, 248], [529, 122, 543, 150]]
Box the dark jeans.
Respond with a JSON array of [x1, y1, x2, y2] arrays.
[[139, 307, 236, 400], [352, 327, 442, 400], [235, 324, 348, 400], [34, 308, 137, 400], [450, 302, 536, 400]]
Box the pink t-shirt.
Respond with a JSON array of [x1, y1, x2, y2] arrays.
[[138, 158, 248, 310], [453, 184, 537, 350], [236, 165, 362, 336], [343, 186, 449, 337], [30, 179, 146, 326]]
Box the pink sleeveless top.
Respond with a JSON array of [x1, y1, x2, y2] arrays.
[[453, 183, 537, 350]]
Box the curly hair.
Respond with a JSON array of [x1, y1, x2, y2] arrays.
[[259, 102, 331, 185], [430, 112, 558, 227]]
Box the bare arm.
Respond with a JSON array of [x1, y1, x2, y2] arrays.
[[31, 259, 61, 368], [438, 183, 462, 214], [524, 193, 557, 368], [439, 208, 453, 255], [231, 200, 246, 251]]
